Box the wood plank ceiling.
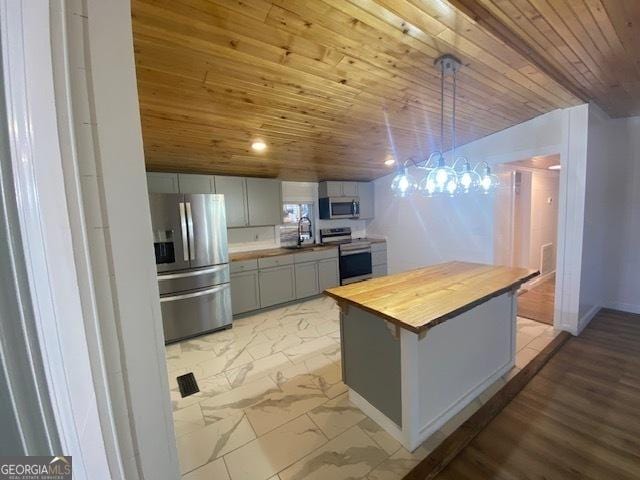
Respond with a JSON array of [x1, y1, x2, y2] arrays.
[[451, 0, 640, 118], [132, 0, 635, 181]]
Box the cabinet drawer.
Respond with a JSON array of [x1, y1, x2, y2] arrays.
[[372, 250, 387, 266], [370, 242, 387, 253], [294, 248, 338, 264], [230, 259, 258, 274], [258, 254, 294, 269]]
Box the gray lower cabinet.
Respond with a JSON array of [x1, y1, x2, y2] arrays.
[[318, 258, 340, 291], [259, 264, 296, 308], [215, 175, 248, 227], [230, 270, 260, 314], [295, 262, 320, 299]]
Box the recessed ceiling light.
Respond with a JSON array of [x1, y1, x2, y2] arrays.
[[548, 164, 561, 170], [384, 158, 396, 166], [251, 140, 267, 152]]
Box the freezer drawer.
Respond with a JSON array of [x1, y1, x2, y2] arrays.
[[157, 264, 230, 295], [160, 283, 231, 343]]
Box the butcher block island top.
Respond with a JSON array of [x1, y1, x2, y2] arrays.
[[325, 261, 538, 334]]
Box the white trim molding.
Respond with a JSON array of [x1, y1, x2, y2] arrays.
[[1, 1, 111, 477]]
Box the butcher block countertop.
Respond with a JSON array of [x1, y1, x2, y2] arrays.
[[230, 244, 337, 262], [324, 261, 538, 334]]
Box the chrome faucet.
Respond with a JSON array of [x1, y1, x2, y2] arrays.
[[297, 216, 313, 247]]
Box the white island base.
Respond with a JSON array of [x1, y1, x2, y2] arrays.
[[339, 291, 517, 452]]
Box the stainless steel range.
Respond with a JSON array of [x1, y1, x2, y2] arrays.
[[149, 193, 231, 343], [320, 227, 372, 285]]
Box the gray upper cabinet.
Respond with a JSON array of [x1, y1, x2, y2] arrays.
[[148, 173, 283, 227], [214, 176, 248, 227], [147, 172, 179, 193], [246, 178, 282, 226], [230, 270, 260, 315], [178, 174, 215, 194], [319, 181, 358, 198], [342, 182, 358, 196], [358, 182, 375, 219], [295, 262, 320, 299], [259, 265, 295, 308], [318, 258, 339, 291]]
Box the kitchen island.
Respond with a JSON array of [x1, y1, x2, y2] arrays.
[[324, 261, 537, 451]]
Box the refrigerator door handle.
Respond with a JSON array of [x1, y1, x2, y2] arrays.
[[186, 202, 196, 261], [157, 264, 227, 281], [179, 202, 189, 262], [159, 283, 229, 303]]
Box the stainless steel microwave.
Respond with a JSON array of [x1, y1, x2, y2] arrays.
[[319, 196, 360, 219]]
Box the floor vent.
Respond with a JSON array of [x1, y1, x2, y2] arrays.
[[176, 372, 200, 398]]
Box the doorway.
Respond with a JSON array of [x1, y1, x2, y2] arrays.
[[495, 155, 561, 326]]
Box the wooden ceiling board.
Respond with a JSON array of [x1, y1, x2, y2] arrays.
[[132, 0, 594, 181], [452, 0, 640, 118]]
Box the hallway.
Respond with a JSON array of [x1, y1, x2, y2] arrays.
[[517, 276, 555, 326]]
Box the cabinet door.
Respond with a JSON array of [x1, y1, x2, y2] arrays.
[[372, 264, 387, 278], [295, 262, 320, 299], [318, 181, 343, 197], [259, 265, 295, 308], [357, 182, 375, 219], [214, 176, 247, 227], [246, 178, 282, 226], [147, 172, 179, 193], [318, 258, 339, 291], [342, 182, 358, 196], [178, 174, 215, 194], [230, 271, 260, 315]]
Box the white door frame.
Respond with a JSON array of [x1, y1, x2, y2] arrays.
[[1, 1, 111, 477]]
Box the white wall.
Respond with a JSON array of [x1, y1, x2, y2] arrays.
[[529, 172, 559, 273], [603, 116, 640, 313], [368, 109, 567, 274]]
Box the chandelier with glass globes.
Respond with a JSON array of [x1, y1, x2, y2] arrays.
[[390, 54, 499, 198]]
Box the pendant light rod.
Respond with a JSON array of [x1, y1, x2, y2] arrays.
[[433, 54, 461, 157]]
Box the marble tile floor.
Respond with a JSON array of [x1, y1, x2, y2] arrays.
[[166, 297, 558, 480]]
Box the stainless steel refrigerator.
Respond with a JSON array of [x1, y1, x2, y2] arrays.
[[149, 193, 231, 343]]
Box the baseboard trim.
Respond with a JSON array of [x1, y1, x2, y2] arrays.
[[403, 331, 570, 480], [604, 302, 640, 315], [576, 305, 601, 335]]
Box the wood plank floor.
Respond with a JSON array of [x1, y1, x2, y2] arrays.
[[517, 275, 555, 325], [432, 309, 640, 480]]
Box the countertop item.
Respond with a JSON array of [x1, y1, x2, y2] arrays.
[[230, 244, 338, 262], [325, 261, 537, 334]]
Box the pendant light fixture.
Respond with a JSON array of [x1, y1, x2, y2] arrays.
[[390, 53, 499, 198]]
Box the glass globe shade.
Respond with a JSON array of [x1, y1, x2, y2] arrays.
[[427, 165, 457, 195], [457, 165, 480, 193], [390, 167, 416, 197]]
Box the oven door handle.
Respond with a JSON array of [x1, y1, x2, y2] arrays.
[[340, 248, 371, 256], [159, 283, 229, 303]]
